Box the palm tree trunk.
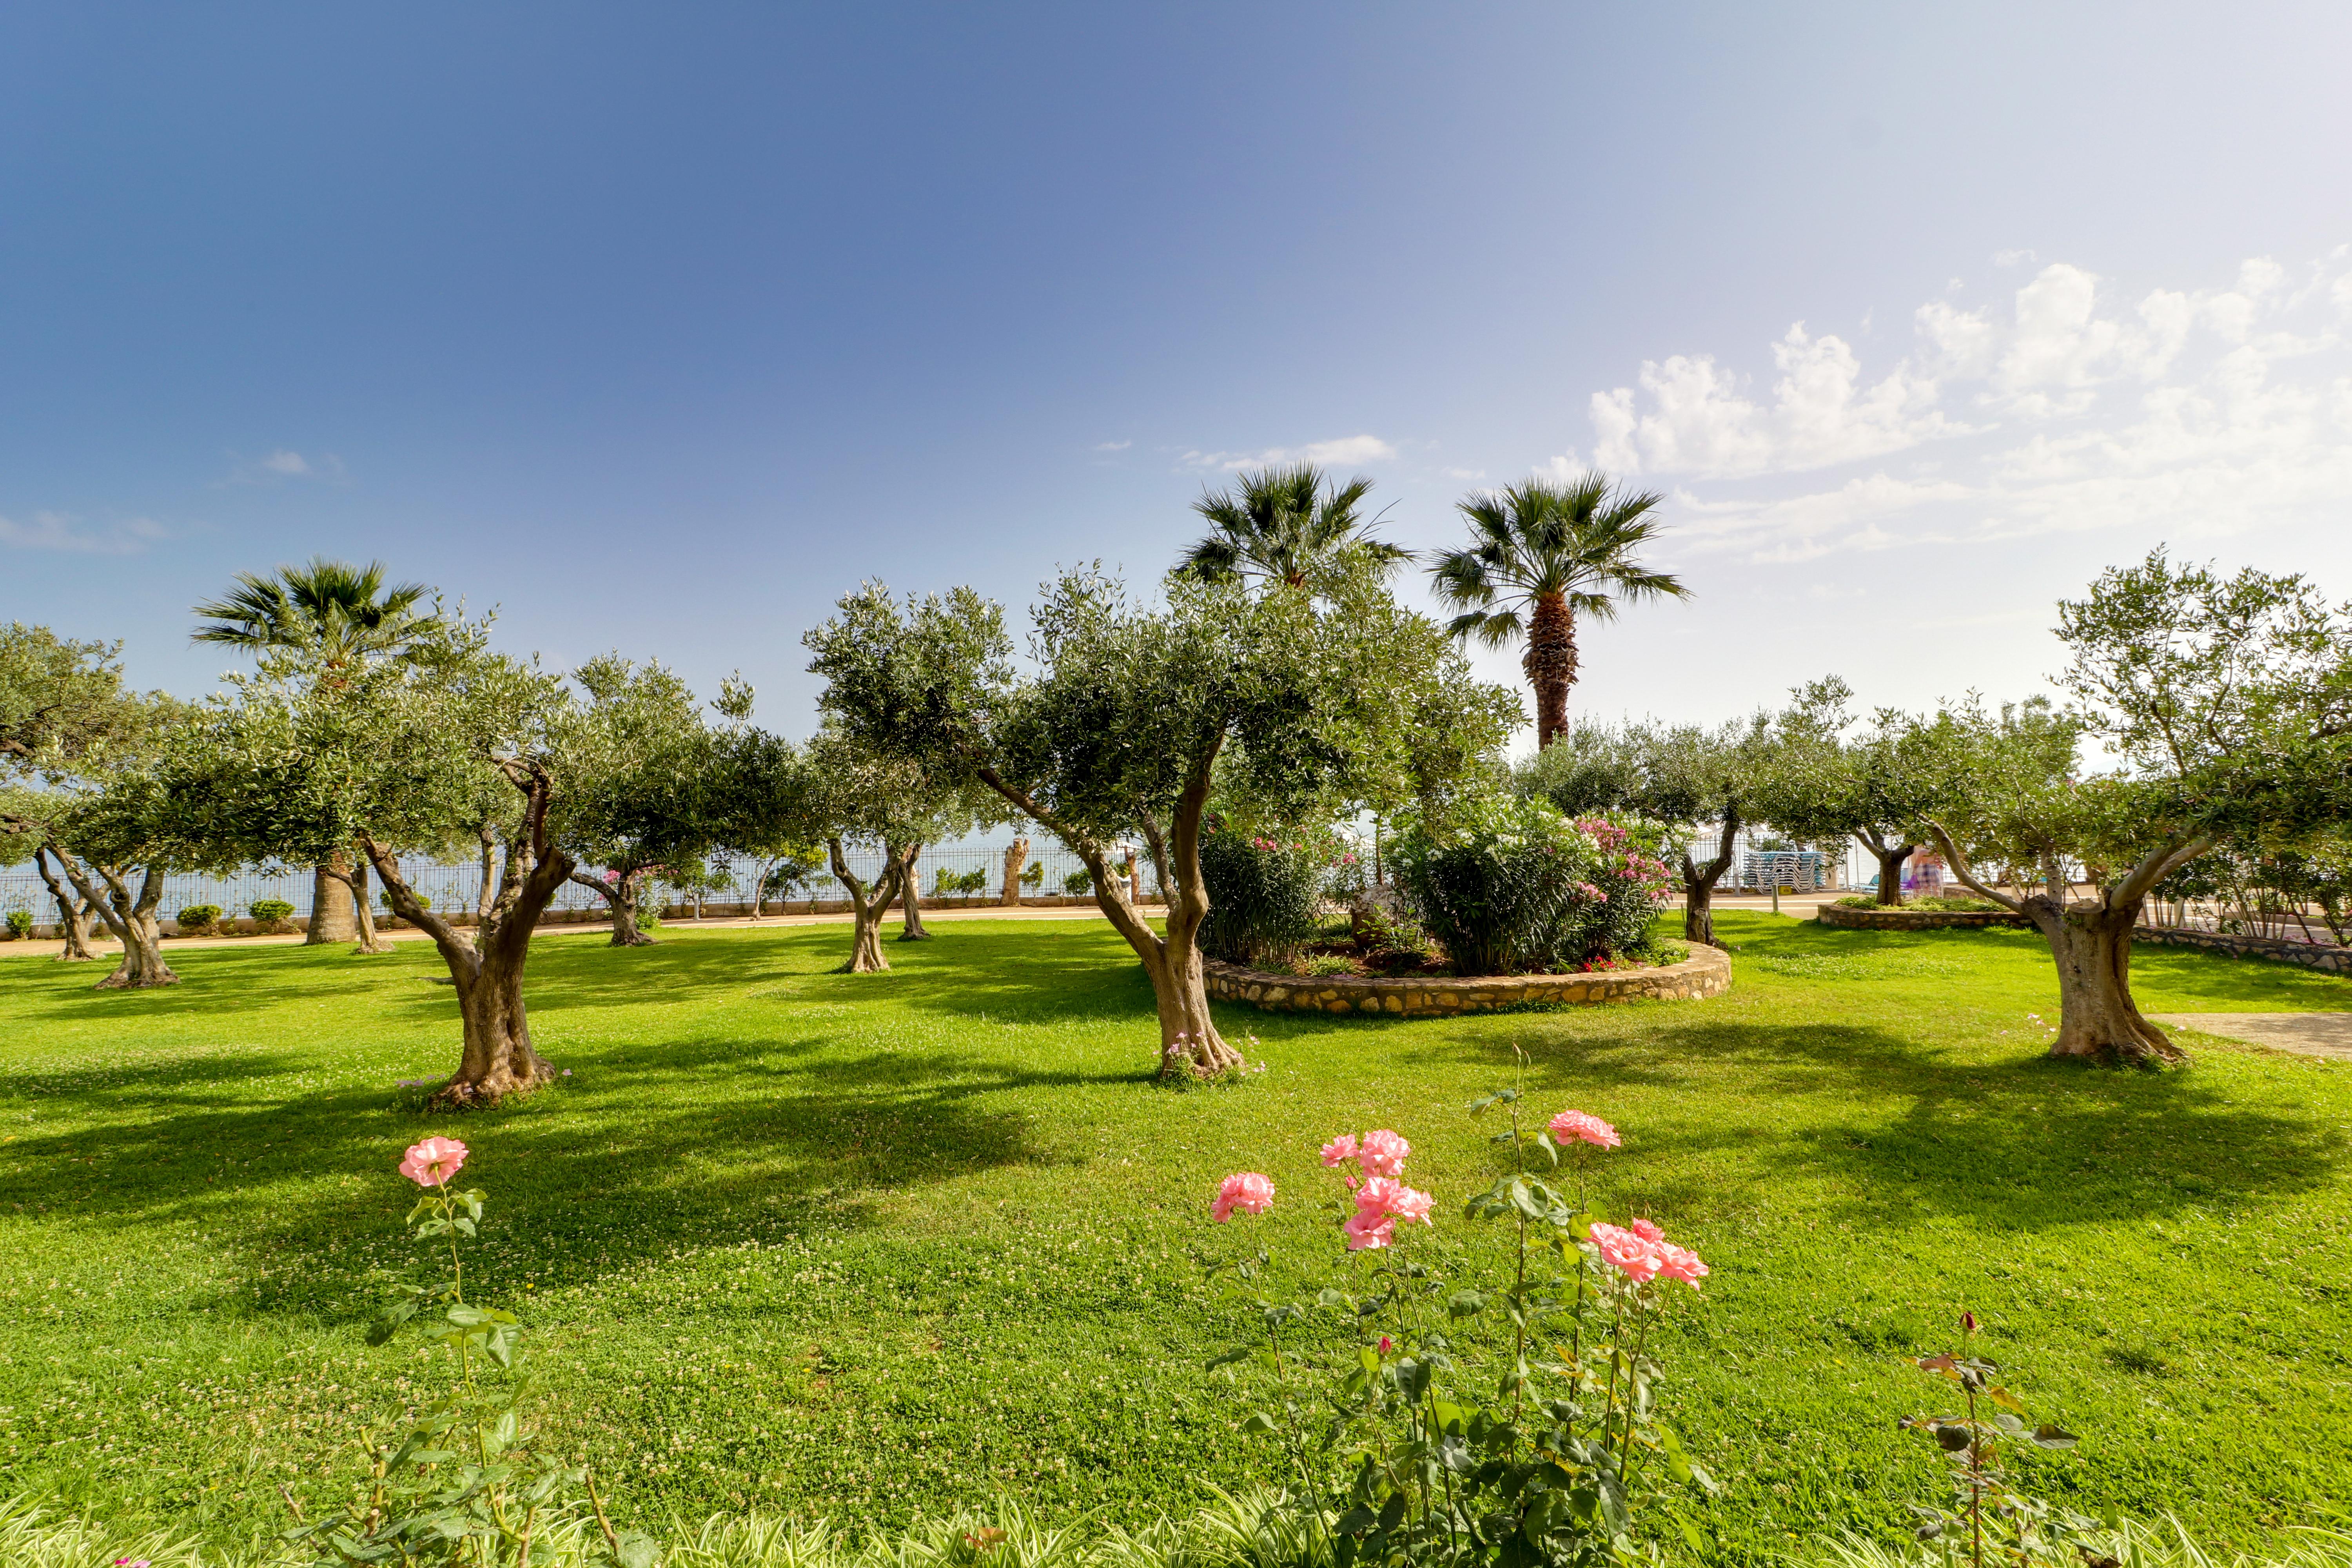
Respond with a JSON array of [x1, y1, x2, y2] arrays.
[[307, 855, 358, 944], [1523, 591, 1579, 751]]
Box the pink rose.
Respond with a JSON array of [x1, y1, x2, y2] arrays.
[[1386, 1185, 1435, 1225], [1356, 1175, 1404, 1213], [399, 1136, 469, 1189], [1359, 1129, 1410, 1178], [1654, 1241, 1709, 1285], [1548, 1110, 1621, 1151], [1630, 1217, 1665, 1243], [1342, 1209, 1396, 1251], [1211, 1172, 1274, 1223], [1587, 1221, 1661, 1282], [1377, 1335, 1393, 1353], [1320, 1134, 1361, 1168]]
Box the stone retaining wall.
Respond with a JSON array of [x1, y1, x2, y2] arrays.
[[1203, 944, 1731, 1017], [2135, 924, 2352, 976], [1816, 904, 2029, 931]]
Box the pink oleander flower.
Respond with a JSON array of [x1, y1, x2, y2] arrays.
[[1342, 1208, 1396, 1250], [400, 1136, 469, 1188], [1575, 882, 1604, 901], [1630, 1217, 1665, 1243], [1320, 1133, 1361, 1167], [1653, 1241, 1709, 1284], [1587, 1221, 1662, 1282], [1212, 1172, 1275, 1223], [1549, 1109, 1621, 1150], [1359, 1129, 1410, 1178]]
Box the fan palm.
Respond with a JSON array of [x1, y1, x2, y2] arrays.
[[192, 557, 436, 667], [1175, 464, 1410, 592], [191, 558, 437, 948], [1430, 473, 1690, 750]]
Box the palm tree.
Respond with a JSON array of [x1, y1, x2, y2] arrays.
[[1430, 473, 1691, 751], [193, 557, 436, 668], [192, 558, 438, 947], [1175, 465, 1410, 592]]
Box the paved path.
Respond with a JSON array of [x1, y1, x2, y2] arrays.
[[2153, 1013, 2352, 1062]]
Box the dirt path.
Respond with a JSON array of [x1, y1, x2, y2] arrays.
[[2153, 1013, 2352, 1063]]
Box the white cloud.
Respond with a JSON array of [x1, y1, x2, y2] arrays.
[[0, 511, 164, 554], [1590, 323, 1962, 479], [1180, 434, 1397, 471], [1993, 249, 2038, 267], [227, 448, 344, 484], [1092, 439, 1132, 452], [1574, 249, 2352, 564]]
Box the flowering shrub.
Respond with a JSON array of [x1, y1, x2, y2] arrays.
[[284, 1140, 653, 1568], [1389, 797, 1673, 975], [1198, 822, 1336, 967], [1204, 1081, 1717, 1563]]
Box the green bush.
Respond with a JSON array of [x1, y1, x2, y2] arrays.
[[173, 904, 222, 934], [1197, 826, 1324, 967], [1061, 868, 1094, 896], [1391, 799, 1675, 975], [248, 897, 296, 926], [1833, 893, 2005, 912], [3, 909, 33, 940]]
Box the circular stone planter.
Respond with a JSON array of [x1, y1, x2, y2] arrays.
[[1203, 944, 1731, 1017], [1816, 903, 2029, 931]]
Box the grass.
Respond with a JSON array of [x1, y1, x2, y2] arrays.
[[0, 913, 2347, 1563]]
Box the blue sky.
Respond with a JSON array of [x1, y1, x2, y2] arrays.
[[6, 2, 2349, 744]]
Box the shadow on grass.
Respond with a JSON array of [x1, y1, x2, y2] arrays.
[[1446, 1006, 2347, 1232]]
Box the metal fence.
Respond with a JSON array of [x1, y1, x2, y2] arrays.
[[0, 839, 1158, 928]]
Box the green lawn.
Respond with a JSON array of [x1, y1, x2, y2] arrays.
[[1, 915, 2347, 1562]]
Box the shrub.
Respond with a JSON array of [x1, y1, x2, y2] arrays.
[[1391, 798, 1674, 975], [1062, 868, 1094, 896], [248, 897, 296, 931], [1197, 826, 1325, 967], [174, 904, 222, 934], [381, 889, 432, 913], [3, 909, 32, 940]]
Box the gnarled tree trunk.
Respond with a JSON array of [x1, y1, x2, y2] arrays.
[[569, 868, 658, 946], [52, 851, 179, 989], [896, 842, 929, 940], [2028, 898, 2180, 1064], [1857, 831, 1915, 907], [1002, 838, 1029, 906], [364, 794, 574, 1107], [307, 855, 358, 945], [968, 759, 1243, 1080], [326, 855, 394, 955], [33, 847, 96, 962], [1928, 823, 2211, 1068], [1682, 812, 1739, 947], [828, 838, 907, 973], [1523, 590, 1580, 753]]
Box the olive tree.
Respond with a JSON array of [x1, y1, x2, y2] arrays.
[[1519, 714, 1773, 947], [806, 568, 1516, 1078], [791, 731, 991, 972], [1753, 677, 1950, 906], [559, 654, 753, 947], [0, 629, 185, 988], [160, 615, 654, 1102], [1919, 552, 2352, 1066]]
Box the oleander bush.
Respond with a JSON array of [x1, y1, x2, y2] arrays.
[[1390, 797, 1673, 976], [1197, 826, 1334, 968]]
